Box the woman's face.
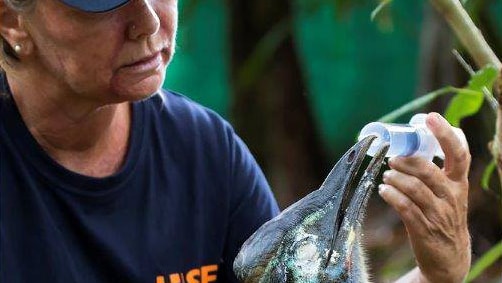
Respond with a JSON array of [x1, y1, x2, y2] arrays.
[[23, 0, 178, 103]]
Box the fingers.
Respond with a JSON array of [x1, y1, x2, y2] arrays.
[[382, 169, 438, 214], [388, 156, 452, 199], [426, 112, 471, 181], [378, 184, 429, 236], [380, 181, 472, 283]]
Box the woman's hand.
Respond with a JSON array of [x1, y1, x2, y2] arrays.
[[379, 112, 471, 283]]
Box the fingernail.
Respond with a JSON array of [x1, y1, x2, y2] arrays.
[[382, 170, 391, 182], [378, 184, 386, 194], [388, 157, 397, 167], [427, 112, 443, 128], [431, 112, 441, 122]]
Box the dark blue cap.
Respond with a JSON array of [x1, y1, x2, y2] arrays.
[[60, 0, 130, 13]]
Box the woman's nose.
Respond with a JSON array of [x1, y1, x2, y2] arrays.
[[127, 0, 160, 40]]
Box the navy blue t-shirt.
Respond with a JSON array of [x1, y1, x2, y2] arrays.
[[0, 75, 280, 283]]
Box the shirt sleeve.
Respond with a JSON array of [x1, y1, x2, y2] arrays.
[[219, 131, 280, 282]]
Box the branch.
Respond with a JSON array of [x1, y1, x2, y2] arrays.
[[428, 0, 501, 70]]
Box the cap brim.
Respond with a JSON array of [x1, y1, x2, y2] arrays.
[[59, 0, 130, 13]]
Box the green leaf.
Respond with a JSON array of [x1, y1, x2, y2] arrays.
[[371, 0, 393, 22], [444, 90, 483, 127], [236, 19, 290, 91], [377, 86, 456, 123], [465, 65, 499, 92], [466, 240, 502, 282], [444, 65, 499, 127], [481, 160, 497, 191]]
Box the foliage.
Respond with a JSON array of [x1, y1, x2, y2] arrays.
[[465, 240, 502, 282], [444, 65, 499, 127], [377, 65, 499, 124], [481, 159, 497, 191], [377, 86, 457, 123]]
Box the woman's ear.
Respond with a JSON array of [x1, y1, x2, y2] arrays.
[[0, 3, 33, 57]]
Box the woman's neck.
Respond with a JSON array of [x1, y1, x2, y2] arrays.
[[7, 73, 132, 177]]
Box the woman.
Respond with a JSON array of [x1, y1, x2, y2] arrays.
[[0, 0, 470, 282]]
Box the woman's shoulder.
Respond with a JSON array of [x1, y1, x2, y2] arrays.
[[141, 89, 236, 150], [147, 89, 230, 129]]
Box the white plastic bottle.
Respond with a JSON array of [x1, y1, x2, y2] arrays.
[[358, 113, 464, 161]]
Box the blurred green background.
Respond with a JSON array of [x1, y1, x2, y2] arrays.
[[163, 0, 502, 282]]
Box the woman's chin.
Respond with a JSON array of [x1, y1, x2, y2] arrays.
[[110, 72, 165, 102]]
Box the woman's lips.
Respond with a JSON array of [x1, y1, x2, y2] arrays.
[[120, 52, 163, 73]]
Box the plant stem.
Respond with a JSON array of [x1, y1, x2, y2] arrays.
[[428, 0, 501, 70]]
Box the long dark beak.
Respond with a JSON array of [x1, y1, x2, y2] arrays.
[[326, 140, 389, 266], [320, 136, 379, 259]]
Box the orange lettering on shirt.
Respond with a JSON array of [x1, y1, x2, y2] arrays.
[[169, 273, 182, 283], [201, 265, 218, 283], [186, 268, 201, 283], [156, 276, 166, 283]]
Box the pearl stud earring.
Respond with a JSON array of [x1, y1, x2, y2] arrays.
[[14, 44, 22, 53]]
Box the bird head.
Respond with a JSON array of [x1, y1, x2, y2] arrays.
[[233, 136, 389, 283]]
